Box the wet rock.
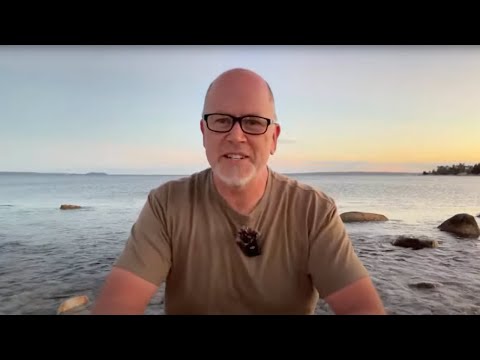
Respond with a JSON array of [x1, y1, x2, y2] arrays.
[[60, 204, 81, 210], [340, 211, 388, 223], [392, 236, 438, 250], [438, 213, 480, 239], [57, 295, 90, 315], [409, 282, 438, 289]]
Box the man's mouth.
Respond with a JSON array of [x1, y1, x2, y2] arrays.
[[223, 153, 249, 160]]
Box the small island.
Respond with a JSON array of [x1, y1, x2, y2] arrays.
[[423, 163, 480, 175]]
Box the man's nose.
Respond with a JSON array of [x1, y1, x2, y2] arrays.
[[226, 122, 247, 142]]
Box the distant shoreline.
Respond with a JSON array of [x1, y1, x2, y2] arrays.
[[0, 171, 109, 176], [423, 163, 480, 176], [422, 173, 479, 176]]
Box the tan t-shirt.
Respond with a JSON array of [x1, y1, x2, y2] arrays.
[[114, 167, 369, 314]]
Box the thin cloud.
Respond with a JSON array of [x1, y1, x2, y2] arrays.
[[278, 137, 296, 144]]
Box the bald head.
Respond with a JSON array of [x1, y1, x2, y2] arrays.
[[202, 68, 277, 121]]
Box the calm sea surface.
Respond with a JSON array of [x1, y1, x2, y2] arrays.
[[1, 172, 479, 315]]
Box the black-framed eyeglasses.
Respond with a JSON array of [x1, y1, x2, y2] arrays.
[[203, 113, 273, 135]]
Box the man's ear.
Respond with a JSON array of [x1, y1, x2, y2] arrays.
[[200, 119, 205, 147], [270, 123, 281, 155]]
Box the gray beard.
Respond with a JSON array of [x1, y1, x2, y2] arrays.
[[213, 164, 257, 188]]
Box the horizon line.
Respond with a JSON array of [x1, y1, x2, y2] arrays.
[[0, 170, 421, 176]]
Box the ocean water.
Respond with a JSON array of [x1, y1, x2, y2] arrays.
[[1, 172, 479, 315]]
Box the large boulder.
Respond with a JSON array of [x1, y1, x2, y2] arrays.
[[340, 211, 388, 223], [438, 213, 480, 239], [392, 236, 438, 250], [60, 204, 81, 210]]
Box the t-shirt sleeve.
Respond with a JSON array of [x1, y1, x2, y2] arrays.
[[307, 197, 369, 299], [114, 188, 172, 287]]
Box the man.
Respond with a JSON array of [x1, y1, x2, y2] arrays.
[[91, 68, 385, 315]]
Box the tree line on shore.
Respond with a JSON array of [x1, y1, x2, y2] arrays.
[[423, 163, 480, 175]]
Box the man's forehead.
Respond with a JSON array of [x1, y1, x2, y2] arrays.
[[204, 92, 275, 117], [205, 82, 273, 111], [209, 79, 272, 98]]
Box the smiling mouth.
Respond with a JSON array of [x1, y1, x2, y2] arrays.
[[223, 154, 248, 160]]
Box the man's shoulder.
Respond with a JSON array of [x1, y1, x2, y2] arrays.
[[150, 168, 211, 200], [270, 169, 336, 209]]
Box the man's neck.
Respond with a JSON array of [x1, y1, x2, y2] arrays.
[[213, 167, 269, 216]]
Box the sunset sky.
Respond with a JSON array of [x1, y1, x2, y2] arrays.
[[1, 45, 479, 174]]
